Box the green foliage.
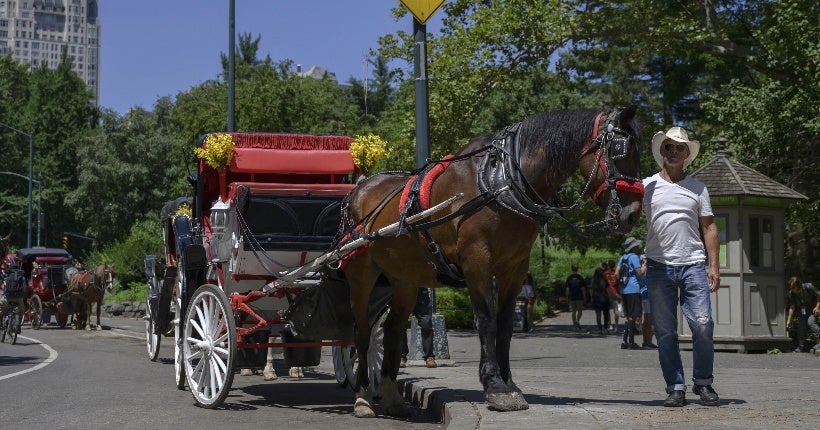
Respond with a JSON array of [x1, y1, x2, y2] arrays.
[[106, 281, 148, 304], [84, 218, 163, 288]]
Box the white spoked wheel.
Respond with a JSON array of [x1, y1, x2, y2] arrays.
[[29, 295, 43, 330], [331, 345, 349, 387], [182, 284, 236, 408], [340, 311, 385, 396], [145, 298, 161, 361]]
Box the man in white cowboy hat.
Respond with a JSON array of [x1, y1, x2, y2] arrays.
[[642, 126, 721, 407]]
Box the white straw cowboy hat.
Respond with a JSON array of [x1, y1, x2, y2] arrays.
[[623, 237, 642, 253], [651, 126, 700, 169]]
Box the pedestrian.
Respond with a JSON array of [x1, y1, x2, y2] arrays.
[[401, 287, 437, 368], [639, 254, 657, 349], [643, 126, 721, 407], [521, 273, 536, 332], [616, 237, 645, 350], [785, 277, 820, 353], [590, 266, 611, 334], [603, 260, 621, 331], [565, 265, 586, 330]]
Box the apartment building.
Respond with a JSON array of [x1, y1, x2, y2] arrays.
[[0, 0, 100, 101]]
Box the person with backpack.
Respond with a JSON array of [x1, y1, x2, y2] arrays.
[[565, 265, 587, 331], [0, 257, 28, 333], [616, 237, 645, 350]]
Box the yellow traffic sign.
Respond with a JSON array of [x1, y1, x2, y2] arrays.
[[400, 0, 446, 25]]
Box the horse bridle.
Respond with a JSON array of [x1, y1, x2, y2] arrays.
[[580, 111, 645, 224]]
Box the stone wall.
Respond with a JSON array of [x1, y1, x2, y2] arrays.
[[103, 301, 147, 318]]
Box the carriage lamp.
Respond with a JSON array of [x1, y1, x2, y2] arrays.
[[209, 199, 231, 241]]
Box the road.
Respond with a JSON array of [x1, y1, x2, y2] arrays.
[[0, 317, 440, 430]]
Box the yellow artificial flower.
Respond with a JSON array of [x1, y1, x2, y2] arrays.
[[350, 133, 389, 174], [175, 203, 192, 218], [194, 133, 235, 171]]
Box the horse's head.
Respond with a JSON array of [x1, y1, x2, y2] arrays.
[[580, 107, 643, 232], [96, 263, 116, 294], [0, 233, 10, 263]]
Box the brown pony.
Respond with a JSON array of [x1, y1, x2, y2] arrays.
[[340, 108, 643, 417], [67, 264, 115, 330]]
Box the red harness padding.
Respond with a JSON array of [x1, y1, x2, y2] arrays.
[[337, 225, 365, 271], [398, 155, 454, 214]]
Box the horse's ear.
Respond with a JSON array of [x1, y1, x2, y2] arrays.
[[2, 233, 9, 241], [617, 105, 638, 123]]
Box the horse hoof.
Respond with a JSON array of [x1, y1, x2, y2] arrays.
[[263, 370, 277, 381], [486, 392, 530, 412], [240, 368, 254, 376], [353, 398, 376, 418], [385, 402, 413, 417]]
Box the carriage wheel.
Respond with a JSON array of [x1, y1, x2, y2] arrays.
[[182, 284, 236, 408], [145, 296, 161, 361], [337, 310, 386, 395], [1, 314, 8, 343], [174, 296, 186, 390], [331, 345, 349, 387], [29, 295, 43, 330], [10, 313, 19, 344]]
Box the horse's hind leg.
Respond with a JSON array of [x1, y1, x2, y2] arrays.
[[377, 279, 417, 417], [95, 299, 102, 330], [262, 336, 277, 380], [346, 256, 381, 418]]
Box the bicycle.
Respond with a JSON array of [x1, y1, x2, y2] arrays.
[[1, 301, 22, 344]]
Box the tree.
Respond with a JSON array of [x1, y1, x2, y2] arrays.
[[65, 108, 179, 244]]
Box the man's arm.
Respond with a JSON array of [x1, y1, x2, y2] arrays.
[[701, 215, 720, 292]]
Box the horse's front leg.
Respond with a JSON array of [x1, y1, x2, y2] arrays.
[[84, 301, 92, 331], [496, 293, 527, 408], [471, 279, 529, 412]]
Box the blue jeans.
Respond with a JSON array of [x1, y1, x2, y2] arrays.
[[646, 260, 714, 393]]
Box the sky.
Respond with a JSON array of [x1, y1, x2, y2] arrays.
[[99, 1, 443, 115]]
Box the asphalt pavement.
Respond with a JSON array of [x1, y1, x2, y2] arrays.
[[396, 310, 820, 429]]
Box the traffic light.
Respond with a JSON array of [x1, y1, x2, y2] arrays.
[[62, 236, 68, 248]]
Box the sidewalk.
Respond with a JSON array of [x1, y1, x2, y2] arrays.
[[397, 311, 820, 429]]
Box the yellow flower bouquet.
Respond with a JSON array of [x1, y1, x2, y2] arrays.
[[194, 133, 235, 171], [350, 133, 389, 175]]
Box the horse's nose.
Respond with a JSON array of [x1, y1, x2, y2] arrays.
[[618, 201, 642, 232]]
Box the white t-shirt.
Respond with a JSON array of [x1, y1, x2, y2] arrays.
[[642, 173, 713, 265]]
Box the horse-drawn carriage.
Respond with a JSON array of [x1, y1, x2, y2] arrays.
[[13, 247, 74, 329], [145, 132, 400, 408], [147, 108, 644, 415]]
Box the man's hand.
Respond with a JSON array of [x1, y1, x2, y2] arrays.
[[707, 265, 720, 293]]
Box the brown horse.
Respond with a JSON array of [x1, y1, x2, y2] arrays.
[[339, 108, 644, 417], [67, 264, 115, 330], [0, 234, 9, 265]]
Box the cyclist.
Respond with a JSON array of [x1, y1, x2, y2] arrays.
[[1, 257, 28, 334]]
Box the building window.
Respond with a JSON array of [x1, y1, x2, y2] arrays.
[[749, 215, 774, 269]]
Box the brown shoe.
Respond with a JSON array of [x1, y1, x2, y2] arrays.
[[399, 358, 407, 368], [425, 357, 437, 368]]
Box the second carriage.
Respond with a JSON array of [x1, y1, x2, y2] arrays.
[[145, 132, 394, 408]]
